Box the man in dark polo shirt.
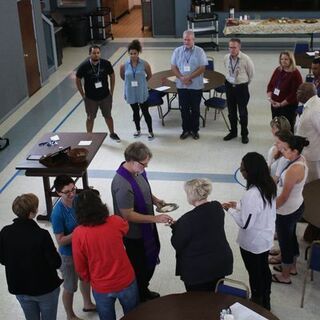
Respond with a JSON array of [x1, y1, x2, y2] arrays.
[[76, 45, 120, 142]]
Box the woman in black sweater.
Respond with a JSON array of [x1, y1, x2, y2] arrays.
[[171, 178, 233, 291], [0, 193, 63, 320]]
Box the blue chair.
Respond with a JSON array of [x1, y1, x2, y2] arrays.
[[301, 240, 320, 307], [146, 89, 165, 126], [204, 97, 230, 130], [294, 42, 310, 54], [215, 278, 250, 299], [206, 56, 214, 71]]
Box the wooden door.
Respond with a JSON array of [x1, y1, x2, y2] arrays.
[[17, 0, 41, 96]]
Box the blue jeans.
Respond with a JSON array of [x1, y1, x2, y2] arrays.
[[93, 280, 139, 320], [276, 203, 304, 265], [16, 287, 60, 320]]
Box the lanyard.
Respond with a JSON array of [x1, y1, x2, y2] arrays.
[[130, 59, 139, 79], [229, 56, 239, 75], [184, 47, 193, 64], [279, 155, 301, 178], [275, 69, 288, 88], [90, 60, 100, 78]]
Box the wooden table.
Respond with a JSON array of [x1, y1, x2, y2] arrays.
[[148, 69, 225, 120], [16, 132, 107, 220], [223, 19, 320, 50], [120, 292, 280, 320]]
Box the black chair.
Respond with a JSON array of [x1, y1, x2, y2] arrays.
[[146, 89, 165, 126], [215, 278, 250, 299], [301, 240, 320, 307], [203, 96, 230, 130]]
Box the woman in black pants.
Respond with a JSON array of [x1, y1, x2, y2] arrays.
[[223, 152, 277, 310], [120, 39, 154, 140]]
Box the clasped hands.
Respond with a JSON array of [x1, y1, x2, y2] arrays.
[[180, 75, 192, 85], [222, 201, 237, 211]]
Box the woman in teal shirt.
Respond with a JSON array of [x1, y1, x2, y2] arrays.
[[120, 39, 154, 140]]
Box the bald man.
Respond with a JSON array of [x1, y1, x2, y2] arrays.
[[296, 82, 320, 183]]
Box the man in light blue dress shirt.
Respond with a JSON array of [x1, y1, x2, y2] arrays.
[[171, 30, 208, 140]]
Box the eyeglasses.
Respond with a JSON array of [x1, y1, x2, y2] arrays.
[[136, 160, 148, 168], [60, 186, 77, 195]]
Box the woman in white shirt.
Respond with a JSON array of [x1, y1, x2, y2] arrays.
[[267, 116, 291, 178], [223, 152, 277, 310], [271, 134, 309, 285]]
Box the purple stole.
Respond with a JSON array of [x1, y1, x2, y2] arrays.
[[116, 163, 160, 268]]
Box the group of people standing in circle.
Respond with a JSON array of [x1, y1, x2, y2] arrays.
[[1, 31, 320, 320]]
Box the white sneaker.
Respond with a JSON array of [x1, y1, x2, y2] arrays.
[[148, 132, 154, 140], [133, 131, 141, 138]]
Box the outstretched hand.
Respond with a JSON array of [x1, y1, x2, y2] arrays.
[[154, 214, 173, 224]]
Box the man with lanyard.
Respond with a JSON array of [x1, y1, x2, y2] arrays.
[[111, 142, 173, 302], [223, 38, 254, 144], [171, 30, 208, 140], [76, 45, 120, 142], [309, 57, 320, 96]]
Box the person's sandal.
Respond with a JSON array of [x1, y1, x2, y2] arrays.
[[268, 255, 282, 265]]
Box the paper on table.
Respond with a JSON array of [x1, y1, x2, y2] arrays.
[[167, 76, 208, 83], [229, 302, 268, 320], [167, 76, 176, 82], [306, 51, 319, 56], [155, 86, 170, 91], [78, 141, 92, 146]]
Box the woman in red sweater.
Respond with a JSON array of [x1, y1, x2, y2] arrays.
[[72, 190, 139, 320], [267, 51, 303, 131]]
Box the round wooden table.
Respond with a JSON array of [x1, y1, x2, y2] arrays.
[[148, 70, 225, 123], [148, 69, 225, 94], [120, 292, 280, 320]]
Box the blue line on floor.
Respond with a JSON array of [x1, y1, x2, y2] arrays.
[[12, 169, 236, 184]]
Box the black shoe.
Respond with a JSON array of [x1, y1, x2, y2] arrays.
[[223, 132, 237, 141], [180, 131, 190, 140], [242, 136, 249, 144], [144, 290, 160, 300], [191, 132, 199, 140], [110, 133, 121, 142]]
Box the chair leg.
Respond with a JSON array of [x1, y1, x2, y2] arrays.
[[157, 105, 165, 126], [221, 110, 231, 131], [300, 269, 309, 308]]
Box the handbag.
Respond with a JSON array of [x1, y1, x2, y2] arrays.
[[39, 146, 70, 167]]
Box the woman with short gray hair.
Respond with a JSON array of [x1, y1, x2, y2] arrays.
[[171, 178, 233, 292]]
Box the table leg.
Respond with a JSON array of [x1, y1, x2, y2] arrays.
[[310, 33, 314, 51], [163, 93, 178, 119], [37, 176, 52, 221], [82, 170, 89, 189]]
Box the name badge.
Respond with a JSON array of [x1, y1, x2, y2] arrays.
[[131, 81, 138, 87], [273, 88, 280, 96], [229, 76, 235, 84], [95, 81, 102, 89], [184, 65, 191, 72]]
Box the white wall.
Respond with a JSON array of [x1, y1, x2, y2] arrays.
[[129, 0, 141, 10]]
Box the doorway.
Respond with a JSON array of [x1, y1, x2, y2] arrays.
[[17, 0, 41, 96], [111, 6, 152, 38]]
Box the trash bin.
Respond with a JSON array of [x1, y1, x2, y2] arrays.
[[68, 17, 89, 47]]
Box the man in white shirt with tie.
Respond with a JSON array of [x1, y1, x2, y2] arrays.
[[296, 82, 320, 182], [223, 38, 254, 144]]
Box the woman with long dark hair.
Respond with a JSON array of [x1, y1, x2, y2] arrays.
[[223, 152, 277, 310], [271, 134, 309, 285], [72, 190, 139, 320], [120, 39, 154, 139]]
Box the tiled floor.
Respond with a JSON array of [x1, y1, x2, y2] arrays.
[[0, 40, 319, 320]]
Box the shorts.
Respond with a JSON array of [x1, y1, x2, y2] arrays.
[[60, 255, 78, 293], [84, 95, 112, 119]]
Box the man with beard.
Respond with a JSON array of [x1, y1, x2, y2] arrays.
[[76, 45, 120, 142]]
